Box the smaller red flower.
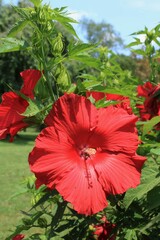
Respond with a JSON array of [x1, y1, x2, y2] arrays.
[[86, 91, 132, 114], [93, 216, 116, 240], [12, 234, 25, 240], [137, 82, 160, 121], [0, 69, 41, 141]]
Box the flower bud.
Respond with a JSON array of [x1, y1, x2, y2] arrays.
[[51, 33, 63, 55]]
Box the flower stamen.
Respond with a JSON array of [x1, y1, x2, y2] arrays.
[[80, 147, 96, 160]]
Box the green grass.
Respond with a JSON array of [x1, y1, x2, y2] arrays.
[[0, 128, 40, 239]]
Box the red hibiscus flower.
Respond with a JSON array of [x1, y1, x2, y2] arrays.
[[137, 81, 160, 121], [93, 216, 116, 240], [12, 234, 25, 240], [29, 93, 146, 215], [0, 69, 41, 141], [86, 91, 132, 114]]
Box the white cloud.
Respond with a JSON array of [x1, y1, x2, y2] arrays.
[[123, 0, 160, 11], [67, 8, 101, 22]]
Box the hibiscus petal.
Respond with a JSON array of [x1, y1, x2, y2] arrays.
[[89, 106, 139, 154], [56, 161, 108, 215], [45, 93, 98, 146], [0, 92, 28, 140], [20, 69, 42, 98], [93, 152, 146, 195]]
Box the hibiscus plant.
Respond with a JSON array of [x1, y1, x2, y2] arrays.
[[0, 0, 160, 240]]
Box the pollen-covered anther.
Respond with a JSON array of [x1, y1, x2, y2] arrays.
[[80, 147, 97, 160]]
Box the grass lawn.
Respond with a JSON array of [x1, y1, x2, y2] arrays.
[[0, 128, 40, 239]]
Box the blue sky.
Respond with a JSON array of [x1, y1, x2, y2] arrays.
[[3, 0, 160, 46]]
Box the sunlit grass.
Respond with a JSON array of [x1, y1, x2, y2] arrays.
[[0, 128, 39, 239]]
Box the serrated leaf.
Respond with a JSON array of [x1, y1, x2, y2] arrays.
[[8, 20, 29, 37], [78, 74, 97, 81], [91, 86, 130, 96], [58, 21, 79, 39], [150, 148, 160, 155], [70, 55, 101, 68], [49, 201, 67, 232], [126, 41, 141, 48], [143, 116, 160, 136], [124, 229, 138, 240], [95, 99, 119, 108], [123, 160, 160, 209], [22, 99, 40, 117], [66, 83, 76, 93], [51, 9, 78, 24], [153, 38, 160, 46], [68, 43, 96, 56], [130, 30, 146, 35], [30, 190, 57, 210], [82, 80, 102, 89], [13, 6, 32, 19], [0, 37, 28, 53]]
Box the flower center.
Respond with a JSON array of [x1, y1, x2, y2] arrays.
[[80, 147, 96, 160]]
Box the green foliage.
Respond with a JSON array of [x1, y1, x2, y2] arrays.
[[0, 0, 36, 96], [127, 25, 160, 83], [0, 37, 28, 53]]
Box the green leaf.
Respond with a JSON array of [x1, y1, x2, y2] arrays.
[[140, 213, 160, 232], [49, 201, 67, 232], [70, 54, 101, 68], [30, 0, 42, 7], [66, 83, 76, 93], [126, 38, 141, 48], [126, 41, 141, 48], [131, 49, 146, 56], [143, 116, 160, 136], [82, 80, 102, 89], [78, 74, 97, 81], [0, 37, 28, 53], [58, 21, 79, 39], [147, 186, 160, 210], [130, 30, 146, 35], [8, 19, 29, 37], [13, 6, 32, 19], [150, 148, 160, 155], [124, 229, 138, 240], [22, 99, 40, 117], [68, 43, 96, 56], [51, 9, 78, 24], [123, 158, 160, 209], [30, 190, 57, 210], [91, 86, 130, 96], [95, 99, 119, 108]]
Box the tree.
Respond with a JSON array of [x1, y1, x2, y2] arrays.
[[80, 18, 124, 51], [0, 0, 36, 96]]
